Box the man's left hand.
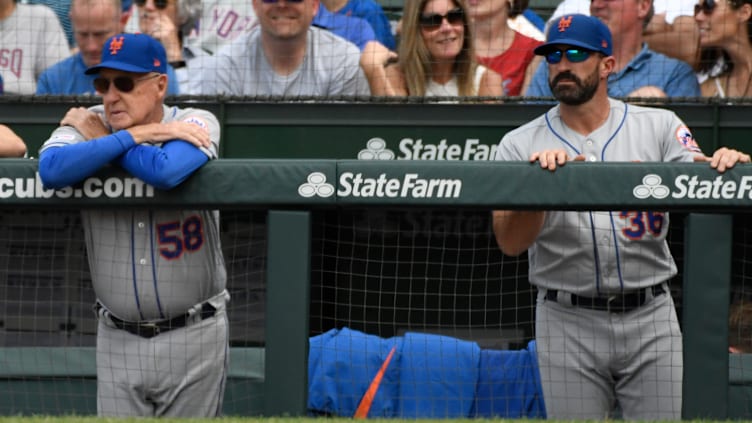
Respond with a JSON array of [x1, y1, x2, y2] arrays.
[[695, 147, 752, 173]]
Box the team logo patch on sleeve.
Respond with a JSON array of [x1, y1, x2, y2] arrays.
[[675, 125, 701, 153], [183, 116, 208, 129]]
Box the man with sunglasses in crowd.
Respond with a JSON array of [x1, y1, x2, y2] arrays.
[[38, 33, 229, 417], [200, 0, 369, 97], [37, 0, 181, 95], [525, 0, 700, 99], [493, 14, 750, 420]]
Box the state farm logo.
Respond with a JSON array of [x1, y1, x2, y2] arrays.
[[358, 138, 395, 160], [633, 174, 670, 199], [298, 172, 334, 198], [357, 138, 497, 160], [633, 173, 752, 200], [297, 171, 463, 199]]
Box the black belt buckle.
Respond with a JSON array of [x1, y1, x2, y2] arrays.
[[135, 322, 162, 338]]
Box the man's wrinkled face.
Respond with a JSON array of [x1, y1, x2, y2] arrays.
[[95, 69, 166, 130]]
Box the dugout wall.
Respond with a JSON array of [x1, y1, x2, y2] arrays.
[[0, 99, 750, 417], [0, 157, 746, 418], [9, 98, 752, 159]]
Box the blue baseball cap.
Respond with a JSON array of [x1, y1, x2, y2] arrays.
[[534, 14, 612, 57], [122, 0, 133, 12], [85, 33, 167, 75]]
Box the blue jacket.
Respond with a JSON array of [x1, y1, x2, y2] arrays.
[[308, 327, 545, 419], [313, 5, 376, 51], [336, 0, 396, 50]]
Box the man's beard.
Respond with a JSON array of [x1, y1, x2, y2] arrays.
[[549, 67, 599, 106]]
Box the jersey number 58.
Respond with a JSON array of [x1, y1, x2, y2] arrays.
[[157, 215, 204, 259]]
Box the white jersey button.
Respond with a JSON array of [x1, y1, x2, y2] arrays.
[[139, 258, 147, 265], [137, 222, 145, 229], [588, 156, 597, 162]]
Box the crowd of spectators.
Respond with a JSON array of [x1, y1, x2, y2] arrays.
[[0, 0, 741, 100]]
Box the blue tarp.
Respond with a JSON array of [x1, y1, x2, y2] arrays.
[[308, 327, 546, 418]]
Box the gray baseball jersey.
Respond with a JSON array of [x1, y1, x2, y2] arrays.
[[0, 3, 70, 94], [200, 26, 370, 97], [40, 104, 226, 321], [495, 98, 700, 296]]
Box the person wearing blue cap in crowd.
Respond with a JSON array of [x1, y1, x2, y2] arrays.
[[36, 0, 181, 95], [38, 33, 229, 417], [524, 0, 700, 99], [493, 13, 750, 421]]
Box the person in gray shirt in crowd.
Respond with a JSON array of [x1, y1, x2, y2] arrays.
[[200, 0, 369, 97]]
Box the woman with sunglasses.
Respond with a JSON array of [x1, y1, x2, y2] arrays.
[[468, 0, 542, 96], [695, 0, 752, 97], [361, 0, 502, 98]]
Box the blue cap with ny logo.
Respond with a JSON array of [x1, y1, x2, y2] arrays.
[[85, 33, 167, 75], [534, 14, 612, 57]]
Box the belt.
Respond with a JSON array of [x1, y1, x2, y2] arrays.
[[544, 284, 666, 313], [95, 302, 217, 339]]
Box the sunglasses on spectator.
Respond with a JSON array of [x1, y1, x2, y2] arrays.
[[260, 0, 305, 3], [694, 0, 716, 15], [419, 8, 464, 30], [544, 48, 592, 64], [134, 0, 170, 8], [93, 73, 160, 94]]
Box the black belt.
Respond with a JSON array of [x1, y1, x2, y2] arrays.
[[95, 302, 217, 339], [545, 284, 666, 313]]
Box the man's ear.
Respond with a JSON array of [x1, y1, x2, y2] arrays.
[[738, 2, 752, 24], [600, 55, 616, 77], [158, 74, 169, 96]]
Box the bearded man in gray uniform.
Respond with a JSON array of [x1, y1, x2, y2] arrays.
[[493, 14, 750, 420], [38, 33, 229, 417]]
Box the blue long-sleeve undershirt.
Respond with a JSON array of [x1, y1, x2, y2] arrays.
[[39, 130, 136, 189], [39, 130, 210, 190], [114, 140, 209, 190]]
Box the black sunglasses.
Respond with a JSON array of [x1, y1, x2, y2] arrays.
[[694, 0, 716, 15], [419, 8, 464, 30], [544, 48, 592, 64], [134, 0, 169, 8], [93, 73, 160, 94]]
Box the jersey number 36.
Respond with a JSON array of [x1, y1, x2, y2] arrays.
[[619, 211, 665, 240]]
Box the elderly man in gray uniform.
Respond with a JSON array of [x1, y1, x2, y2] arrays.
[[493, 14, 749, 420], [38, 33, 229, 417]]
